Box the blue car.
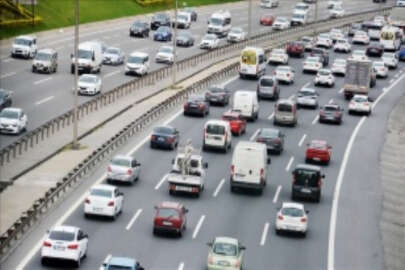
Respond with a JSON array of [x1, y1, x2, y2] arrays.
[[154, 26, 172, 42], [102, 256, 144, 270], [398, 47, 405, 61], [150, 125, 179, 150]]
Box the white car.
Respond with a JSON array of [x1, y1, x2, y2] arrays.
[[275, 202, 309, 237], [331, 58, 347, 76], [200, 34, 220, 50], [303, 56, 323, 73], [352, 31, 370, 45], [301, 36, 315, 51], [78, 74, 102, 96], [125, 51, 149, 76], [273, 17, 290, 30], [397, 0, 405, 6], [84, 184, 124, 219], [274, 65, 295, 84], [373, 61, 388, 78], [268, 48, 289, 64], [294, 3, 310, 15], [329, 28, 344, 42], [329, 6, 345, 18], [107, 155, 141, 184], [334, 38, 351, 53], [227, 27, 246, 43], [260, 0, 279, 8], [41, 225, 88, 267], [382, 52, 398, 69], [348, 95, 372, 115], [350, 50, 368, 61], [374, 15, 386, 24], [314, 69, 335, 87], [155, 45, 175, 64], [0, 107, 27, 134], [328, 0, 342, 8], [315, 33, 333, 49], [103, 47, 125, 65], [297, 87, 319, 109], [11, 35, 37, 59]]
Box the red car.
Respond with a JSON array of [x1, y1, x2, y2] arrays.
[[222, 111, 247, 136], [286, 41, 305, 58], [305, 140, 332, 165], [153, 201, 188, 237], [260, 14, 275, 26]]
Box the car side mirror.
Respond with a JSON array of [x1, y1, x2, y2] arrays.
[[154, 205, 158, 210], [267, 157, 271, 164], [92, 55, 95, 61], [171, 158, 175, 165], [305, 210, 310, 214], [204, 162, 208, 169], [328, 145, 332, 149], [118, 192, 124, 196], [240, 246, 246, 250], [184, 208, 189, 213], [83, 234, 89, 239], [70, 53, 73, 58]]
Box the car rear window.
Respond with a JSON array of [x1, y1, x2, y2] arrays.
[[206, 124, 225, 135], [154, 126, 172, 134], [260, 78, 274, 87], [158, 208, 179, 218], [49, 231, 75, 241], [213, 243, 237, 256], [281, 207, 304, 217], [324, 106, 338, 111], [112, 157, 131, 167], [277, 103, 293, 112], [91, 189, 113, 198], [260, 128, 279, 138], [294, 169, 320, 186]]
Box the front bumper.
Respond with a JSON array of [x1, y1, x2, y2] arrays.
[[0, 125, 19, 134]]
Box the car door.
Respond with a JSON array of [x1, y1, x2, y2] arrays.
[[114, 189, 123, 212], [77, 230, 88, 257], [131, 159, 140, 179]]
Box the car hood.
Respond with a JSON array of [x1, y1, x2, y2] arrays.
[[78, 81, 96, 88], [0, 118, 19, 125], [127, 63, 144, 69], [12, 44, 29, 50], [201, 39, 214, 44], [177, 36, 189, 42], [33, 60, 51, 66]]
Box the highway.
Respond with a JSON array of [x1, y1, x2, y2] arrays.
[[0, 0, 391, 149], [3, 16, 404, 269]]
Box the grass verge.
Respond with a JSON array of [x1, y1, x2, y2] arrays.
[[0, 0, 241, 40]]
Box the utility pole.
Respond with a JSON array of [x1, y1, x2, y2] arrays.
[[172, 0, 178, 88], [314, 0, 319, 35], [248, 0, 252, 42], [72, 0, 79, 149]]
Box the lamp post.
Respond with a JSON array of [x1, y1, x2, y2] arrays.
[[72, 0, 79, 149], [248, 0, 252, 42], [172, 0, 179, 88], [314, 0, 319, 35]]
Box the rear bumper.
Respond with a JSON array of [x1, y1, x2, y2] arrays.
[[231, 177, 264, 190], [292, 188, 320, 200], [153, 225, 181, 234]]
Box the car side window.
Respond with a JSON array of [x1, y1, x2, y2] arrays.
[[258, 55, 264, 64], [132, 159, 137, 167], [114, 189, 119, 197], [77, 230, 84, 240]]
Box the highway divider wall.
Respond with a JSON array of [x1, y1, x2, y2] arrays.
[[0, 7, 392, 260]]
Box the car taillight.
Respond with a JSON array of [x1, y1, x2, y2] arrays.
[[43, 241, 52, 247], [184, 102, 188, 109], [257, 138, 265, 143], [278, 215, 283, 220], [108, 201, 115, 207], [68, 243, 79, 250], [273, 138, 281, 144], [107, 166, 112, 172], [209, 256, 214, 264], [151, 135, 157, 140], [85, 198, 90, 204], [364, 102, 369, 106], [335, 111, 341, 116], [167, 137, 175, 143], [199, 104, 204, 110], [231, 164, 235, 176], [301, 217, 307, 223], [127, 169, 133, 175], [234, 260, 240, 268], [318, 178, 322, 187], [287, 73, 290, 77], [260, 168, 264, 182]]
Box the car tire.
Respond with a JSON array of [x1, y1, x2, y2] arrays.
[[302, 231, 307, 238], [275, 229, 281, 235], [74, 257, 81, 268], [305, 158, 310, 163], [41, 257, 47, 266], [230, 185, 236, 193], [84, 213, 90, 219]]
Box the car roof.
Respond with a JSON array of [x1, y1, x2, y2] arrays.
[[108, 257, 137, 267], [158, 201, 183, 209], [295, 164, 321, 171], [91, 184, 116, 191], [51, 225, 79, 233], [37, 48, 56, 54], [282, 202, 304, 210], [214, 236, 238, 245], [299, 87, 316, 93], [205, 119, 229, 126], [16, 35, 36, 40], [236, 141, 266, 151], [130, 51, 149, 58]]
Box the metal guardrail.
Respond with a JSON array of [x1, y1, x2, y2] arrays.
[[0, 7, 393, 261]]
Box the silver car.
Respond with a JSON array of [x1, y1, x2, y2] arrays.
[[103, 47, 125, 65], [297, 87, 319, 109], [107, 155, 141, 184], [373, 61, 388, 78]]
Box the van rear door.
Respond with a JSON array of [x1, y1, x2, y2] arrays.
[[233, 148, 263, 185], [205, 124, 226, 147]]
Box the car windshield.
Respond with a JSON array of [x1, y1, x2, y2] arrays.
[[294, 169, 319, 186], [49, 231, 75, 241], [260, 128, 279, 138], [206, 124, 225, 135], [204, 35, 216, 40], [153, 126, 173, 134], [106, 48, 119, 55], [159, 46, 173, 53], [353, 96, 367, 102], [307, 57, 320, 62], [35, 52, 51, 61], [111, 157, 131, 167], [276, 17, 287, 22], [353, 50, 365, 56], [157, 27, 169, 33], [157, 208, 179, 218], [277, 67, 290, 72], [14, 38, 31, 46], [293, 13, 304, 19], [272, 49, 285, 54], [213, 242, 237, 256], [133, 22, 145, 28], [0, 91, 7, 99], [295, 5, 308, 10], [79, 76, 97, 83], [0, 110, 19, 119], [108, 265, 133, 270], [260, 78, 274, 87], [319, 33, 330, 39], [230, 28, 242, 34], [128, 56, 145, 64], [281, 207, 304, 217], [209, 18, 223, 25], [154, 14, 167, 21], [309, 141, 327, 149], [78, 49, 93, 59], [383, 53, 395, 59], [90, 188, 112, 198], [374, 62, 384, 67], [179, 32, 191, 38], [177, 14, 188, 21], [301, 37, 312, 42], [277, 103, 292, 112]]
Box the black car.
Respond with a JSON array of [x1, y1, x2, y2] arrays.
[[130, 21, 150, 38], [348, 23, 362, 37], [291, 164, 324, 203], [319, 103, 343, 124], [0, 89, 12, 111], [182, 8, 197, 21], [204, 85, 231, 106], [256, 128, 285, 154], [366, 42, 384, 57], [184, 95, 210, 116], [150, 125, 179, 150], [151, 13, 171, 30], [310, 47, 329, 66], [176, 31, 195, 47]]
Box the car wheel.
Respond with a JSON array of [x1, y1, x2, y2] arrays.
[[41, 257, 47, 266], [74, 257, 81, 268], [178, 229, 183, 238], [305, 158, 310, 163], [275, 229, 281, 235], [315, 193, 321, 203], [302, 231, 307, 238], [230, 185, 236, 193]]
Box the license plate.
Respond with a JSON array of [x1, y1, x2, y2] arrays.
[[53, 245, 65, 251], [163, 221, 172, 226], [301, 188, 311, 193], [175, 186, 192, 192], [313, 157, 321, 161], [286, 225, 297, 231], [214, 137, 222, 141], [93, 207, 103, 212], [158, 137, 165, 142], [235, 173, 245, 177]]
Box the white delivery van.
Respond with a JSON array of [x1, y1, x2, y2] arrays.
[[230, 141, 270, 194], [291, 11, 309, 25], [232, 90, 259, 121], [207, 10, 232, 37], [11, 35, 37, 59], [203, 120, 232, 153], [71, 41, 103, 74], [239, 47, 266, 79]]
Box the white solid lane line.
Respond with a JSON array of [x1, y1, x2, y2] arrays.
[[99, 254, 112, 270], [298, 134, 307, 147], [312, 115, 319, 125], [267, 112, 274, 120], [338, 88, 343, 94], [192, 215, 206, 239], [213, 178, 225, 197], [250, 129, 260, 141], [103, 70, 121, 78], [285, 156, 294, 172], [272, 185, 282, 203], [178, 262, 185, 270], [154, 174, 168, 190], [260, 222, 270, 246], [126, 209, 143, 231], [329, 99, 334, 104], [0, 72, 16, 79], [35, 96, 54, 106], [34, 77, 53, 85]]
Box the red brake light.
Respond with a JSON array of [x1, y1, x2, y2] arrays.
[[167, 137, 175, 143], [318, 179, 322, 187], [320, 110, 325, 116], [43, 241, 52, 247], [199, 104, 204, 110], [231, 164, 235, 176], [301, 217, 307, 223], [184, 102, 188, 109], [278, 215, 283, 220], [108, 201, 115, 207], [85, 198, 90, 204], [287, 73, 290, 77], [209, 256, 214, 264], [68, 244, 79, 250], [234, 260, 240, 268], [127, 169, 133, 175], [107, 166, 112, 172], [151, 135, 157, 140]]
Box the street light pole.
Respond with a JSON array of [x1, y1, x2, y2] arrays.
[[172, 0, 178, 88], [248, 0, 252, 42], [314, 0, 319, 35], [72, 0, 79, 149]]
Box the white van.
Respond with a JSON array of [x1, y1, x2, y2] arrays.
[[174, 11, 192, 29], [291, 11, 309, 25], [11, 35, 37, 59], [230, 141, 270, 194], [294, 3, 311, 15], [207, 10, 232, 37], [239, 47, 267, 79], [232, 91, 259, 121], [71, 41, 103, 74], [203, 120, 232, 153]]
